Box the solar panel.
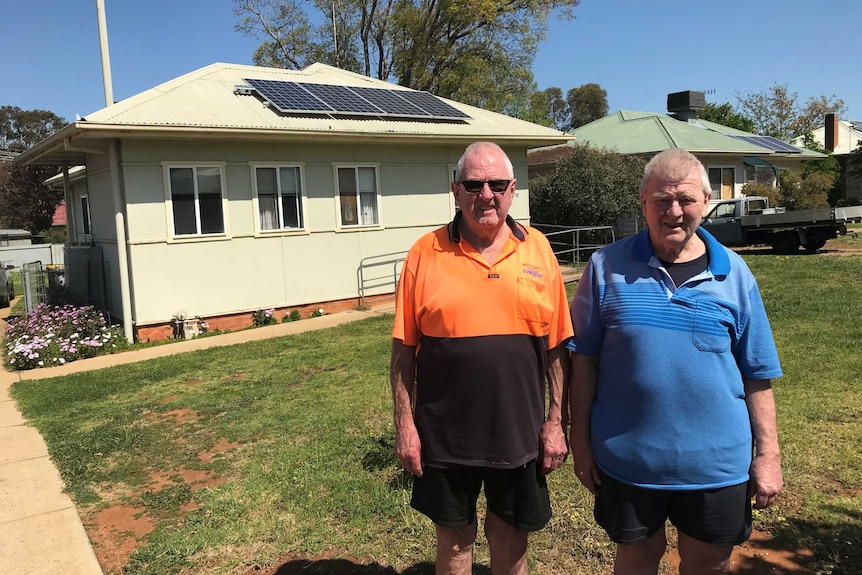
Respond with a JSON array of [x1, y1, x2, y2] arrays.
[[730, 135, 801, 153], [398, 90, 472, 120], [349, 86, 431, 117], [245, 78, 334, 114], [242, 78, 470, 121], [301, 83, 385, 115]]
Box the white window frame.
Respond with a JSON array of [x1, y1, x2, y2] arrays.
[[163, 162, 228, 239], [707, 166, 736, 200], [334, 164, 382, 229], [250, 163, 308, 234], [449, 165, 460, 218]]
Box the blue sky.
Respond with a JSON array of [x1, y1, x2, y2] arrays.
[[2, 0, 860, 127]]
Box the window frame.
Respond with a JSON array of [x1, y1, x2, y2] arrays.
[[250, 162, 308, 235], [333, 163, 383, 230], [707, 165, 736, 200], [163, 162, 229, 240]]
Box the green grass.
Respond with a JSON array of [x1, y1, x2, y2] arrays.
[[10, 249, 862, 575]]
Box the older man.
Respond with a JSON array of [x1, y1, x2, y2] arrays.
[[569, 148, 783, 574], [391, 142, 573, 575]]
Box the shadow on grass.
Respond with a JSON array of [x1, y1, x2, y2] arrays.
[[747, 503, 862, 575], [251, 560, 491, 575]]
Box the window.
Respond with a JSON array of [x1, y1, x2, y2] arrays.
[[254, 165, 304, 231], [167, 166, 225, 236], [337, 166, 379, 227], [79, 195, 91, 235], [708, 167, 735, 200]]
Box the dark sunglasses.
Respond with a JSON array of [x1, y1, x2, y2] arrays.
[[459, 179, 511, 194]]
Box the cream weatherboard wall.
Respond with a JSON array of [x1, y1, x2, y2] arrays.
[[105, 139, 531, 327]]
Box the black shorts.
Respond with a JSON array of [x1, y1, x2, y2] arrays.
[[410, 460, 551, 532], [594, 471, 752, 546]]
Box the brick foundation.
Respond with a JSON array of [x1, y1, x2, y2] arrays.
[[134, 294, 390, 343]]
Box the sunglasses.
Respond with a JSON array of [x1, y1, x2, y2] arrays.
[[459, 179, 512, 194]]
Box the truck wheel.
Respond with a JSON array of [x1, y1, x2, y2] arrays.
[[804, 237, 828, 252], [772, 232, 799, 254]]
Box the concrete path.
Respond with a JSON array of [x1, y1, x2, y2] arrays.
[[0, 303, 384, 575]]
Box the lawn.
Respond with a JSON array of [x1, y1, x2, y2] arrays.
[[10, 242, 862, 575]]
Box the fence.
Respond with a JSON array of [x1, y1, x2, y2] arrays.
[[531, 224, 616, 270], [0, 244, 64, 269]]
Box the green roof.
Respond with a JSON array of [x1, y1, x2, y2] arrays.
[[557, 111, 825, 158]]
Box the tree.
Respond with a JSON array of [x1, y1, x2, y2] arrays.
[[696, 102, 755, 133], [0, 106, 67, 151], [0, 162, 63, 233], [736, 84, 845, 141], [234, 0, 579, 113], [543, 87, 568, 131], [566, 83, 607, 129], [530, 144, 646, 227]]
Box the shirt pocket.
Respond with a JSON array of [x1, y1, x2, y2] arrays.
[[692, 300, 733, 353], [517, 276, 553, 330]]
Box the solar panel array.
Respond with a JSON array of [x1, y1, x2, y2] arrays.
[[730, 135, 801, 153], [243, 78, 471, 121]]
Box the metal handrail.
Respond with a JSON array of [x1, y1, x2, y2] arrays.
[[357, 250, 408, 307], [532, 224, 616, 270]]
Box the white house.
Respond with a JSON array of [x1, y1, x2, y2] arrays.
[[795, 114, 862, 203], [18, 62, 571, 341]]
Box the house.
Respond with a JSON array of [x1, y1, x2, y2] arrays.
[[16, 62, 572, 341], [529, 91, 824, 201], [793, 114, 862, 203]]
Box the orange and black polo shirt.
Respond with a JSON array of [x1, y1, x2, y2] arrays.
[[392, 212, 573, 469]]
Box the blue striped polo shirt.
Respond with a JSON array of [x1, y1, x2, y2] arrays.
[[568, 228, 782, 489]]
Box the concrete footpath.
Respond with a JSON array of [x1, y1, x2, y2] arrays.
[[0, 306, 384, 575]]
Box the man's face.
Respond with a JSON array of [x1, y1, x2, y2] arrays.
[[641, 166, 710, 257], [451, 148, 515, 237]]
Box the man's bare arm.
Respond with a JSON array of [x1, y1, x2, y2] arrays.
[[390, 338, 422, 476]]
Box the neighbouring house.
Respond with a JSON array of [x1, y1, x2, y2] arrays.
[[529, 91, 824, 201], [793, 114, 862, 204], [17, 62, 572, 342]]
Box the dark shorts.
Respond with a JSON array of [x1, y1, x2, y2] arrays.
[[594, 471, 752, 546], [410, 460, 551, 532]]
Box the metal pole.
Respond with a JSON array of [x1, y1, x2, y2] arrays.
[[96, 0, 114, 106]]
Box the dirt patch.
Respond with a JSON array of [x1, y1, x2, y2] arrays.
[[88, 505, 155, 574], [660, 529, 815, 574]]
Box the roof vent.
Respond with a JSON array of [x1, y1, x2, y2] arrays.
[[667, 90, 706, 121]]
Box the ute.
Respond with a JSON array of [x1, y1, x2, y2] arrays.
[[701, 196, 862, 254]]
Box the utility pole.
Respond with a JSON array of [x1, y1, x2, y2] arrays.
[[332, 1, 339, 67], [95, 0, 114, 106]]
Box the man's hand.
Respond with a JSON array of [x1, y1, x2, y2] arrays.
[[539, 420, 568, 475], [571, 438, 601, 496], [749, 453, 782, 509], [395, 422, 423, 477]]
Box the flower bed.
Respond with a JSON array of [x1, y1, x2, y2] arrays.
[[4, 303, 127, 370]]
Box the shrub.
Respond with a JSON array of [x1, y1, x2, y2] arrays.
[[4, 303, 127, 370], [529, 144, 647, 227], [310, 308, 325, 318], [283, 309, 301, 323], [252, 309, 276, 327]]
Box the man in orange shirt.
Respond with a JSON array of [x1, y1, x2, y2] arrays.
[[390, 142, 573, 575]]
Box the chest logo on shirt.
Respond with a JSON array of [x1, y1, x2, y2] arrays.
[[522, 265, 544, 279]]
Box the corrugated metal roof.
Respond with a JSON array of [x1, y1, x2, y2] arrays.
[[569, 111, 773, 155], [530, 111, 825, 161], [18, 62, 571, 167]]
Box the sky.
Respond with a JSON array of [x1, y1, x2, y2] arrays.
[[2, 0, 860, 127]]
